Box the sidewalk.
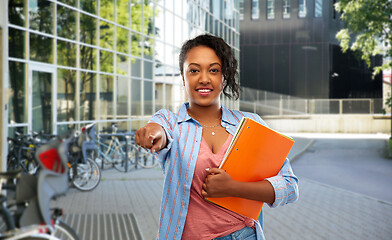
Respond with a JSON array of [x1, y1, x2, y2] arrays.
[[51, 135, 392, 240]]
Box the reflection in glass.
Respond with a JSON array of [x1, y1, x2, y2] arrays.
[[29, 0, 53, 34], [154, 5, 164, 42], [131, 58, 142, 78], [315, 0, 322, 18], [117, 26, 129, 54], [80, 46, 97, 71], [80, 13, 97, 45], [30, 33, 53, 63], [32, 71, 52, 133], [80, 0, 97, 14], [100, 20, 114, 50], [100, 75, 114, 120], [80, 72, 96, 121], [8, 0, 25, 27], [267, 0, 275, 20], [299, 0, 307, 18], [283, 0, 291, 19], [8, 61, 26, 124], [251, 0, 259, 20], [57, 40, 76, 67], [239, 0, 244, 20], [100, 0, 114, 22], [57, 69, 76, 122], [8, 127, 28, 140], [117, 77, 129, 117], [100, 50, 114, 73], [116, 0, 130, 27], [144, 60, 153, 80], [155, 83, 164, 110], [58, 0, 77, 7], [57, 4, 76, 40], [9, 27, 25, 59], [117, 54, 129, 75], [131, 32, 143, 57], [144, 80, 153, 115], [131, 79, 142, 116]]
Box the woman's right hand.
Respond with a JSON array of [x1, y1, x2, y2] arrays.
[[136, 123, 167, 153]]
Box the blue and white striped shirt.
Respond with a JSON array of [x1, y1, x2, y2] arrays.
[[150, 103, 299, 240]]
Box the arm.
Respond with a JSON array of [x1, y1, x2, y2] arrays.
[[202, 159, 299, 207], [201, 168, 275, 204]]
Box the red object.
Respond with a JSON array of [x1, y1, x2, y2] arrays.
[[38, 148, 65, 174]]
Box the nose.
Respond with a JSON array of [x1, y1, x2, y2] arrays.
[[199, 71, 210, 84]]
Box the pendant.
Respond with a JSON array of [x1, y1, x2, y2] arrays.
[[212, 132, 215, 136]]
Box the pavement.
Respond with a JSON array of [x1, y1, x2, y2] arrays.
[[51, 134, 392, 240]]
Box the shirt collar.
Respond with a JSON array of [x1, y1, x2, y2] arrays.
[[176, 102, 237, 127]]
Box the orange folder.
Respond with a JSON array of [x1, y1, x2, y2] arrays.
[[206, 117, 295, 220]]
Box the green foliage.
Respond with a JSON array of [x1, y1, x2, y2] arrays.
[[334, 0, 392, 76]]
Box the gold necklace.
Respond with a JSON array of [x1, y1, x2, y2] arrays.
[[188, 111, 222, 136]]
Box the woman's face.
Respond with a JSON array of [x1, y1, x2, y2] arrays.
[[182, 45, 224, 108]]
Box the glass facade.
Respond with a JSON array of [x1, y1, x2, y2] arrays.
[[7, 0, 240, 134]]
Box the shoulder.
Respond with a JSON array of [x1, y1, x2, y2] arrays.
[[150, 109, 179, 130], [225, 108, 266, 125]]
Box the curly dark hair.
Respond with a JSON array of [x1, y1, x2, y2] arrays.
[[179, 34, 240, 100]]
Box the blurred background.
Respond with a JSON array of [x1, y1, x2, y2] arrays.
[[1, 1, 391, 239]]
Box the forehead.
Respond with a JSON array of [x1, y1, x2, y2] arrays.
[[185, 46, 221, 64]]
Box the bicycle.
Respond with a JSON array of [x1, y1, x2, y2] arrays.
[[0, 136, 80, 240], [126, 133, 159, 169], [95, 132, 136, 172], [67, 123, 101, 192]]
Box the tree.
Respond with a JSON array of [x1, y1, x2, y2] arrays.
[[335, 0, 392, 76], [335, 0, 392, 142]]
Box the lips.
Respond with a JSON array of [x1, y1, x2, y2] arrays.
[[196, 88, 212, 93]]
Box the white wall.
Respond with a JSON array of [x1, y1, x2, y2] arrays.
[[264, 115, 391, 134]]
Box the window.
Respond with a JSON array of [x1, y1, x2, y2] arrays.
[[315, 0, 322, 18], [299, 0, 307, 18], [267, 0, 275, 20], [251, 0, 259, 20], [240, 0, 244, 20], [283, 0, 291, 19]]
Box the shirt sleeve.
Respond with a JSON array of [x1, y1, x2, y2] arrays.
[[148, 109, 175, 172], [265, 158, 299, 208]]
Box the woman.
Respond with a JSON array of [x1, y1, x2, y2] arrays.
[[136, 34, 299, 240]]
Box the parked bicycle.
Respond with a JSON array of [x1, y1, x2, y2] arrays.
[[7, 132, 55, 175], [126, 133, 159, 169], [0, 135, 80, 239], [67, 123, 101, 192]]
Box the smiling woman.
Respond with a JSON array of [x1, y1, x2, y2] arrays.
[[135, 34, 299, 240]]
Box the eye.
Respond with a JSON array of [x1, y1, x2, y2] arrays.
[[210, 68, 220, 73], [189, 69, 199, 73]]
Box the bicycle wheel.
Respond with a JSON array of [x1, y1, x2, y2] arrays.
[[71, 159, 101, 191], [113, 143, 136, 172], [52, 219, 80, 240], [137, 148, 159, 169]]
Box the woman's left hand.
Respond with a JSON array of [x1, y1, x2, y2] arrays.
[[202, 168, 235, 198]]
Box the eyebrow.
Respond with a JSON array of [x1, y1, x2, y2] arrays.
[[188, 62, 221, 67]]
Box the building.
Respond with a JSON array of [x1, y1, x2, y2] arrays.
[[0, 0, 240, 167], [239, 0, 383, 99]]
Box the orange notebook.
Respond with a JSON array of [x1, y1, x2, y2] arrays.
[[206, 117, 295, 220]]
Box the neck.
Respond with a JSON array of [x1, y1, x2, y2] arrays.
[[187, 103, 222, 122]]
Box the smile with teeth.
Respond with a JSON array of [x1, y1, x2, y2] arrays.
[[197, 89, 212, 92]]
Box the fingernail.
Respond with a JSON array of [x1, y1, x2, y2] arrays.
[[205, 168, 209, 171]]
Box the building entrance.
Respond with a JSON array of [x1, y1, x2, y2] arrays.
[[28, 64, 56, 134]]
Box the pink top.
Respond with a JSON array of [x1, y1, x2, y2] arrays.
[[181, 135, 254, 240]]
